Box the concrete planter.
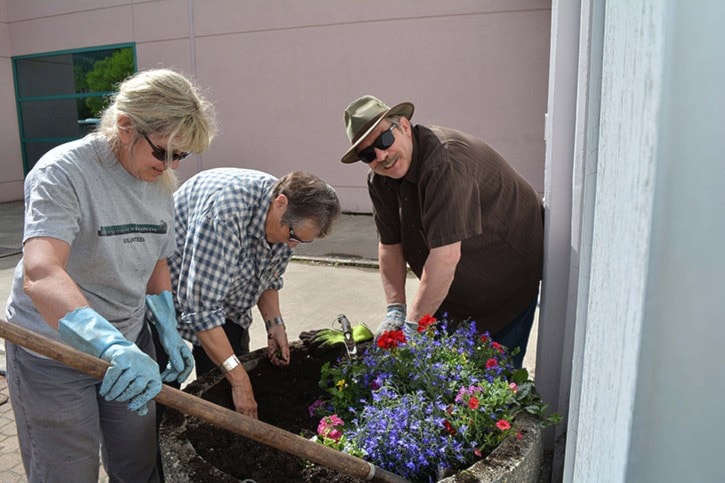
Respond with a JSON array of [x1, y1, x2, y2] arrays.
[[160, 343, 544, 482]]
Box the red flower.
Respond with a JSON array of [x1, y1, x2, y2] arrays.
[[480, 334, 489, 344], [496, 419, 511, 431], [491, 342, 504, 353], [442, 420, 457, 435], [485, 358, 498, 369], [417, 314, 437, 333], [376, 330, 406, 349], [468, 396, 479, 410]]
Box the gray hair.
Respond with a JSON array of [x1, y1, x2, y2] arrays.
[[274, 172, 341, 237], [98, 68, 217, 159]]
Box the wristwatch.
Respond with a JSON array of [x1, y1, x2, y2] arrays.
[[219, 354, 240, 374], [264, 316, 286, 332]]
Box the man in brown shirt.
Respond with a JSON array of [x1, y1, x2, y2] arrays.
[[340, 95, 543, 368]]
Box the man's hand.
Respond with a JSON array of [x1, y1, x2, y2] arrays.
[[228, 370, 258, 418], [266, 324, 290, 367], [374, 303, 407, 339]]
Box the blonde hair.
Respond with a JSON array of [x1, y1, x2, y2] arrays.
[[98, 69, 217, 190]]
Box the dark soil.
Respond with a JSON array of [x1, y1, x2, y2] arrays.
[[161, 344, 366, 483]]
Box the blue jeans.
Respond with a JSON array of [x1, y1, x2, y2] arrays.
[[492, 298, 538, 369]]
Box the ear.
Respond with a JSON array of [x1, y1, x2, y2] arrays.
[[399, 116, 413, 137], [117, 114, 134, 144], [273, 194, 289, 210]]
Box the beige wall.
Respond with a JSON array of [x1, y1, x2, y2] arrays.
[[0, 0, 24, 202], [0, 0, 551, 211]]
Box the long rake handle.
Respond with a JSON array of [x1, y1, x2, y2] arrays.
[[0, 319, 408, 483]]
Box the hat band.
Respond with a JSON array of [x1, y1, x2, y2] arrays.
[[351, 112, 387, 145]]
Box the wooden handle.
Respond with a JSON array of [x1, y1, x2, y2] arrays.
[[0, 319, 407, 483]]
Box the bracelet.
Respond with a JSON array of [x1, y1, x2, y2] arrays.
[[219, 354, 240, 374], [264, 316, 286, 333]]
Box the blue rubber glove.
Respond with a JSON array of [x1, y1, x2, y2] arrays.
[[58, 307, 162, 416], [375, 303, 407, 339], [145, 291, 194, 384]]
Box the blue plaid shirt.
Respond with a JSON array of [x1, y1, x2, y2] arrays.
[[168, 168, 293, 344]]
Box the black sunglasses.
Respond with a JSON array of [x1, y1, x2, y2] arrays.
[[288, 226, 312, 244], [356, 124, 397, 163], [143, 134, 190, 162]]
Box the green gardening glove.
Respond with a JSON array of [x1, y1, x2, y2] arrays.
[[299, 325, 373, 355]]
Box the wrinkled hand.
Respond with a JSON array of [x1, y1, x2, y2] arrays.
[[230, 375, 258, 419], [146, 291, 195, 384], [299, 325, 373, 355], [266, 325, 290, 367], [101, 344, 162, 416], [375, 303, 407, 340]]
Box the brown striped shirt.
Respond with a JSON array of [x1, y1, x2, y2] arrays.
[[368, 125, 543, 335]]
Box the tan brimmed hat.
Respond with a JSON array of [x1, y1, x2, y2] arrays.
[[341, 95, 414, 164]]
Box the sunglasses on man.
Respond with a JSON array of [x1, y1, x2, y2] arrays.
[[356, 124, 397, 163], [288, 226, 313, 244], [143, 134, 190, 162]]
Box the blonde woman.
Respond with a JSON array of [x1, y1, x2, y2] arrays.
[[4, 68, 215, 482]]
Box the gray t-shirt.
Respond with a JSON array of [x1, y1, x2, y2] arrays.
[[5, 134, 175, 344]]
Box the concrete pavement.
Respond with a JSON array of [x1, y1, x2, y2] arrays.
[[0, 200, 538, 482]]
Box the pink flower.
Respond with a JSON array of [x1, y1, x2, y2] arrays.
[[496, 419, 511, 431], [327, 428, 343, 442], [509, 382, 518, 393], [317, 414, 344, 436]]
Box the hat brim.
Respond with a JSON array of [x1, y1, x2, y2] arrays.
[[341, 102, 415, 164]]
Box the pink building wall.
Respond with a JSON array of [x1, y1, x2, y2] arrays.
[[0, 0, 551, 212]]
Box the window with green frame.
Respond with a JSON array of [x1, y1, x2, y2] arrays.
[[13, 44, 136, 174]]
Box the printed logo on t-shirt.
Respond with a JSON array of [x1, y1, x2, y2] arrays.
[[97, 221, 168, 237]]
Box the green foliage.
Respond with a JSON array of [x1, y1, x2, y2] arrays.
[[84, 49, 134, 117]]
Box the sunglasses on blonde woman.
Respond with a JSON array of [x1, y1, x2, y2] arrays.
[[143, 134, 190, 162]]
